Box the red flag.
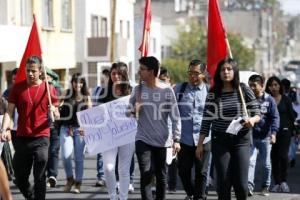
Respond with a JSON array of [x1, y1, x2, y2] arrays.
[[138, 0, 151, 57], [15, 14, 42, 83], [206, 0, 228, 77]]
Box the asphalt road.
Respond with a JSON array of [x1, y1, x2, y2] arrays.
[[10, 151, 300, 200]]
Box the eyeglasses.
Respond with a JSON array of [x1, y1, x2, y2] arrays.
[[187, 71, 202, 76]]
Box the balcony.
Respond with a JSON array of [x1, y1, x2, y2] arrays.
[[87, 35, 128, 59]]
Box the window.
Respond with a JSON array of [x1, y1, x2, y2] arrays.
[[120, 20, 123, 37], [20, 0, 32, 26], [61, 0, 72, 30], [175, 0, 187, 12], [100, 17, 107, 37], [119, 20, 130, 39], [127, 21, 130, 39], [91, 15, 107, 37], [42, 0, 54, 27], [152, 38, 156, 54], [91, 15, 99, 37]]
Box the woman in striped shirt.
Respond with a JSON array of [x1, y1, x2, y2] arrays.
[[196, 58, 260, 200]]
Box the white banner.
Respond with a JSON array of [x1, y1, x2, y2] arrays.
[[77, 96, 137, 155]]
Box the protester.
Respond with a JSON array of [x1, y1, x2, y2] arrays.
[[101, 68, 110, 88], [45, 68, 63, 188], [128, 56, 181, 200], [0, 159, 13, 200], [99, 62, 135, 200], [175, 60, 211, 200], [0, 68, 18, 181], [92, 81, 106, 187], [196, 58, 260, 200], [0, 55, 60, 200], [265, 76, 296, 193], [158, 67, 178, 193], [115, 154, 136, 193], [59, 73, 92, 194], [2, 68, 18, 147], [289, 87, 300, 167], [247, 74, 279, 196]]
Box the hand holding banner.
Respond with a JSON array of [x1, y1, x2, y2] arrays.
[[77, 96, 137, 155]]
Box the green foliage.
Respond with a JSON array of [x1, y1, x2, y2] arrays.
[[162, 59, 189, 83], [227, 33, 255, 70], [162, 18, 255, 82], [170, 19, 206, 62]]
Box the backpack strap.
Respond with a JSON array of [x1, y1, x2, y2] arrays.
[[177, 82, 188, 102], [92, 86, 105, 105]]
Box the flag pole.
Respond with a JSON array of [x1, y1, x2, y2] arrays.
[[33, 14, 55, 122], [136, 0, 152, 119], [225, 37, 249, 118], [43, 66, 55, 122], [33, 13, 55, 123]]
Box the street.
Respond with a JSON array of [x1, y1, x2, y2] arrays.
[[10, 151, 300, 200]]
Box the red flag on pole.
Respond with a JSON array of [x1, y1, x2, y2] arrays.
[[206, 0, 228, 77], [138, 0, 151, 57], [14, 14, 42, 84]]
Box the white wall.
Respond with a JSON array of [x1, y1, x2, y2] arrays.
[[0, 25, 30, 62]]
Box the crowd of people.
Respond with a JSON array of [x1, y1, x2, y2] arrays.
[[0, 55, 299, 200]]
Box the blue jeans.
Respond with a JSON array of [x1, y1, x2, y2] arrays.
[[60, 126, 86, 182], [248, 138, 272, 190], [288, 136, 299, 161], [47, 127, 60, 178], [96, 153, 105, 180]]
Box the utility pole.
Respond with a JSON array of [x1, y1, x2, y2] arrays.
[[110, 0, 117, 63], [267, 7, 273, 76]]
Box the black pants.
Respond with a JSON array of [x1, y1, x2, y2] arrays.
[[167, 157, 177, 190], [47, 127, 60, 178], [178, 142, 211, 200], [13, 137, 49, 200], [271, 130, 291, 184], [136, 140, 167, 200], [212, 132, 250, 200]]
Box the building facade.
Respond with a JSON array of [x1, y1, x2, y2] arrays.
[[0, 0, 76, 91], [75, 0, 136, 88]]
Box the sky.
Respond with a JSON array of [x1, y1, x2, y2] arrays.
[[279, 0, 300, 15]]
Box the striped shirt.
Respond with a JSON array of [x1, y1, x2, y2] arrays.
[[200, 85, 260, 136]]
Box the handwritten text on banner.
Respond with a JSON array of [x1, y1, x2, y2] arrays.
[[77, 96, 137, 155]]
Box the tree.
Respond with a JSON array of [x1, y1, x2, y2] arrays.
[[162, 18, 255, 83], [221, 0, 278, 10], [227, 33, 255, 69]]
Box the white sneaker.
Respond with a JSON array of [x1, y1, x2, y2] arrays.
[[270, 184, 281, 192], [128, 183, 134, 193], [280, 182, 290, 193]]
